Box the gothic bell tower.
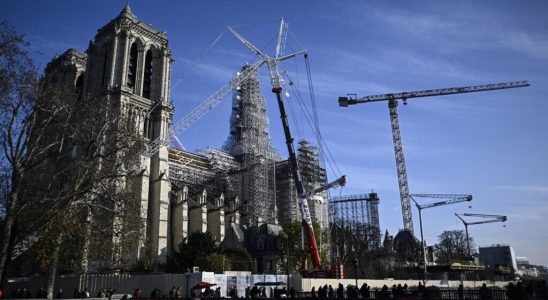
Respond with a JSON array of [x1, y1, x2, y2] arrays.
[[84, 4, 173, 265]]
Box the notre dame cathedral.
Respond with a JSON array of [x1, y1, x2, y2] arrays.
[[41, 4, 329, 273]]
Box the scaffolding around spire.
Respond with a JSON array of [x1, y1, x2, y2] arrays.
[[222, 66, 280, 226]]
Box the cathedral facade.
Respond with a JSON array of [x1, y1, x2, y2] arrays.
[[43, 5, 329, 272]]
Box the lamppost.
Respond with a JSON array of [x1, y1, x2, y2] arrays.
[[353, 258, 358, 288]]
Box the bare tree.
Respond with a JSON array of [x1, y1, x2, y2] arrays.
[[1, 23, 145, 298], [0, 21, 41, 288], [434, 230, 475, 264], [24, 86, 145, 299]]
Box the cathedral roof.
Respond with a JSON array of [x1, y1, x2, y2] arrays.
[[220, 222, 246, 251]]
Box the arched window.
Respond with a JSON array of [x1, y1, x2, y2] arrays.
[[200, 189, 207, 205], [101, 47, 109, 87], [127, 43, 138, 88], [183, 186, 188, 202], [143, 50, 153, 99]]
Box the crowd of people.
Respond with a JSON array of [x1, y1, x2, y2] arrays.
[[306, 280, 548, 300], [1, 279, 548, 299], [309, 282, 409, 299]]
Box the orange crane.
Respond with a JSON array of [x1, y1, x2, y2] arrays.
[[338, 81, 529, 235], [455, 213, 507, 258], [229, 19, 346, 275]]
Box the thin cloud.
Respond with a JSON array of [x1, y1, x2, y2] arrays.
[[491, 185, 548, 195], [500, 31, 548, 59]]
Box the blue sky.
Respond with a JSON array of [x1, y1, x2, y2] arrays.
[[2, 1, 547, 266]]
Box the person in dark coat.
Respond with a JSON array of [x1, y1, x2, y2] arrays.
[[458, 284, 464, 300], [317, 286, 324, 299], [479, 283, 490, 300], [337, 283, 344, 299], [289, 286, 295, 299]]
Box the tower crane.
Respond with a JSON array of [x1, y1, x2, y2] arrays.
[[229, 19, 346, 274], [455, 213, 507, 258], [338, 80, 529, 234], [410, 194, 473, 281]]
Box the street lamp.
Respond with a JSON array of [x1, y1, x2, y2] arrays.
[[353, 258, 358, 288]]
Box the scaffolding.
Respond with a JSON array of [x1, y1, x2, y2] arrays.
[[169, 149, 217, 191], [329, 193, 381, 250], [297, 140, 328, 230], [275, 160, 299, 226], [222, 66, 280, 226]]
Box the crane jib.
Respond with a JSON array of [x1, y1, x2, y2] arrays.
[[343, 80, 530, 105]]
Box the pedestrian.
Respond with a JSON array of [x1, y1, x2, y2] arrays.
[[479, 283, 489, 300], [169, 286, 176, 299], [151, 288, 161, 299], [380, 285, 390, 300], [317, 286, 323, 299], [56, 288, 64, 299], [458, 284, 464, 300], [289, 286, 295, 299], [133, 288, 142, 299], [311, 286, 316, 298], [418, 282, 425, 298], [336, 283, 343, 299], [359, 283, 368, 299]]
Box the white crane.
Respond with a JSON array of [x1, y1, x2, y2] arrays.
[[455, 213, 507, 258], [339, 81, 529, 234]]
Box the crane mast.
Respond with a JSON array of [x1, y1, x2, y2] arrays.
[[389, 99, 413, 232], [339, 80, 529, 234]]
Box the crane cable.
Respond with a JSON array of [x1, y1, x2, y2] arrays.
[[172, 19, 280, 91], [172, 31, 226, 90], [283, 70, 343, 179], [286, 30, 344, 179], [304, 54, 343, 178]]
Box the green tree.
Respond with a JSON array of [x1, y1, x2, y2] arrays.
[[222, 248, 254, 272], [168, 231, 218, 272], [277, 221, 304, 275]]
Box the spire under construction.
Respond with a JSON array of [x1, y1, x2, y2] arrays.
[[223, 65, 280, 226]]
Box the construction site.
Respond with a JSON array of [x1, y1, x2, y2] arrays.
[[3, 3, 546, 299]]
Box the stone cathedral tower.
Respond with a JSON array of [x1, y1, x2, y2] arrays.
[[83, 4, 173, 265]]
